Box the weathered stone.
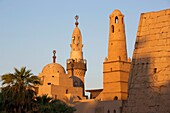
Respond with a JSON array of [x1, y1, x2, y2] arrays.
[[166, 9, 170, 15], [157, 15, 170, 22], [123, 8, 170, 113]]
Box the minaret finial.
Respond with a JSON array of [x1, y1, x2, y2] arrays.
[[53, 50, 56, 63], [75, 15, 79, 27]]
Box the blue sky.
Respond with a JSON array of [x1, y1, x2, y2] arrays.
[[0, 0, 170, 89]]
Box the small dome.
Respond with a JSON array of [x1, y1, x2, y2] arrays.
[[42, 63, 65, 74], [112, 9, 122, 15]]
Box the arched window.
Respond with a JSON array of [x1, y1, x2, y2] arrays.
[[66, 89, 68, 94], [114, 109, 116, 113], [78, 37, 80, 44], [74, 81, 78, 86], [112, 25, 114, 33], [115, 16, 118, 23], [154, 68, 157, 73], [72, 36, 75, 44], [107, 110, 110, 113], [114, 96, 118, 100]]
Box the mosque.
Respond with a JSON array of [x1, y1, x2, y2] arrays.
[[37, 15, 87, 102], [36, 8, 170, 113]]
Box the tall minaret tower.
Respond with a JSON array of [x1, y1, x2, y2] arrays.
[[66, 15, 87, 95], [102, 10, 131, 100]]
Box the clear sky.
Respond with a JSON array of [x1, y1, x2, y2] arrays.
[[0, 0, 170, 89]]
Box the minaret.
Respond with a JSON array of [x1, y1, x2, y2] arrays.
[[102, 10, 131, 100], [108, 10, 127, 61], [70, 15, 83, 60], [66, 15, 87, 94]]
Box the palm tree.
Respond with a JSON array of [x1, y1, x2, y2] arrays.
[[0, 67, 76, 113], [33, 95, 53, 113], [34, 95, 76, 113], [2, 67, 39, 89], [1, 67, 40, 113]]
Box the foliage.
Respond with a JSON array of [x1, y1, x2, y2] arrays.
[[0, 67, 76, 113], [0, 67, 39, 113], [33, 95, 76, 113]]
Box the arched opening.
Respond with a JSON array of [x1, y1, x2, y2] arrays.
[[112, 25, 114, 33], [114, 96, 118, 100], [114, 109, 116, 113], [154, 68, 157, 73], [107, 110, 110, 113], [115, 16, 118, 23], [72, 36, 75, 44], [78, 37, 80, 44], [66, 89, 68, 94], [74, 81, 78, 86]]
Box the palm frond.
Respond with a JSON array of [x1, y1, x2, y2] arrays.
[[1, 73, 15, 85]]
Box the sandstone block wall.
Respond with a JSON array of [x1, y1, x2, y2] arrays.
[[123, 9, 170, 113], [103, 61, 131, 101], [74, 100, 123, 113]]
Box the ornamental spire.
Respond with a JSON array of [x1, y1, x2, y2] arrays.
[[75, 15, 79, 27], [53, 50, 56, 63]]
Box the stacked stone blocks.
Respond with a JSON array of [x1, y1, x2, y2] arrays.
[[123, 9, 170, 113]]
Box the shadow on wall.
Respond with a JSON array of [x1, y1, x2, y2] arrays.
[[70, 75, 85, 96], [70, 75, 84, 88], [123, 32, 170, 112]]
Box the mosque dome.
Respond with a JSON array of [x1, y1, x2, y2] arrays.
[[41, 50, 66, 74], [112, 9, 123, 15], [42, 63, 66, 74]]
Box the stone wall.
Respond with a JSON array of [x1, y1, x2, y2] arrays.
[[103, 60, 131, 101], [74, 100, 123, 113], [123, 9, 170, 113]]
